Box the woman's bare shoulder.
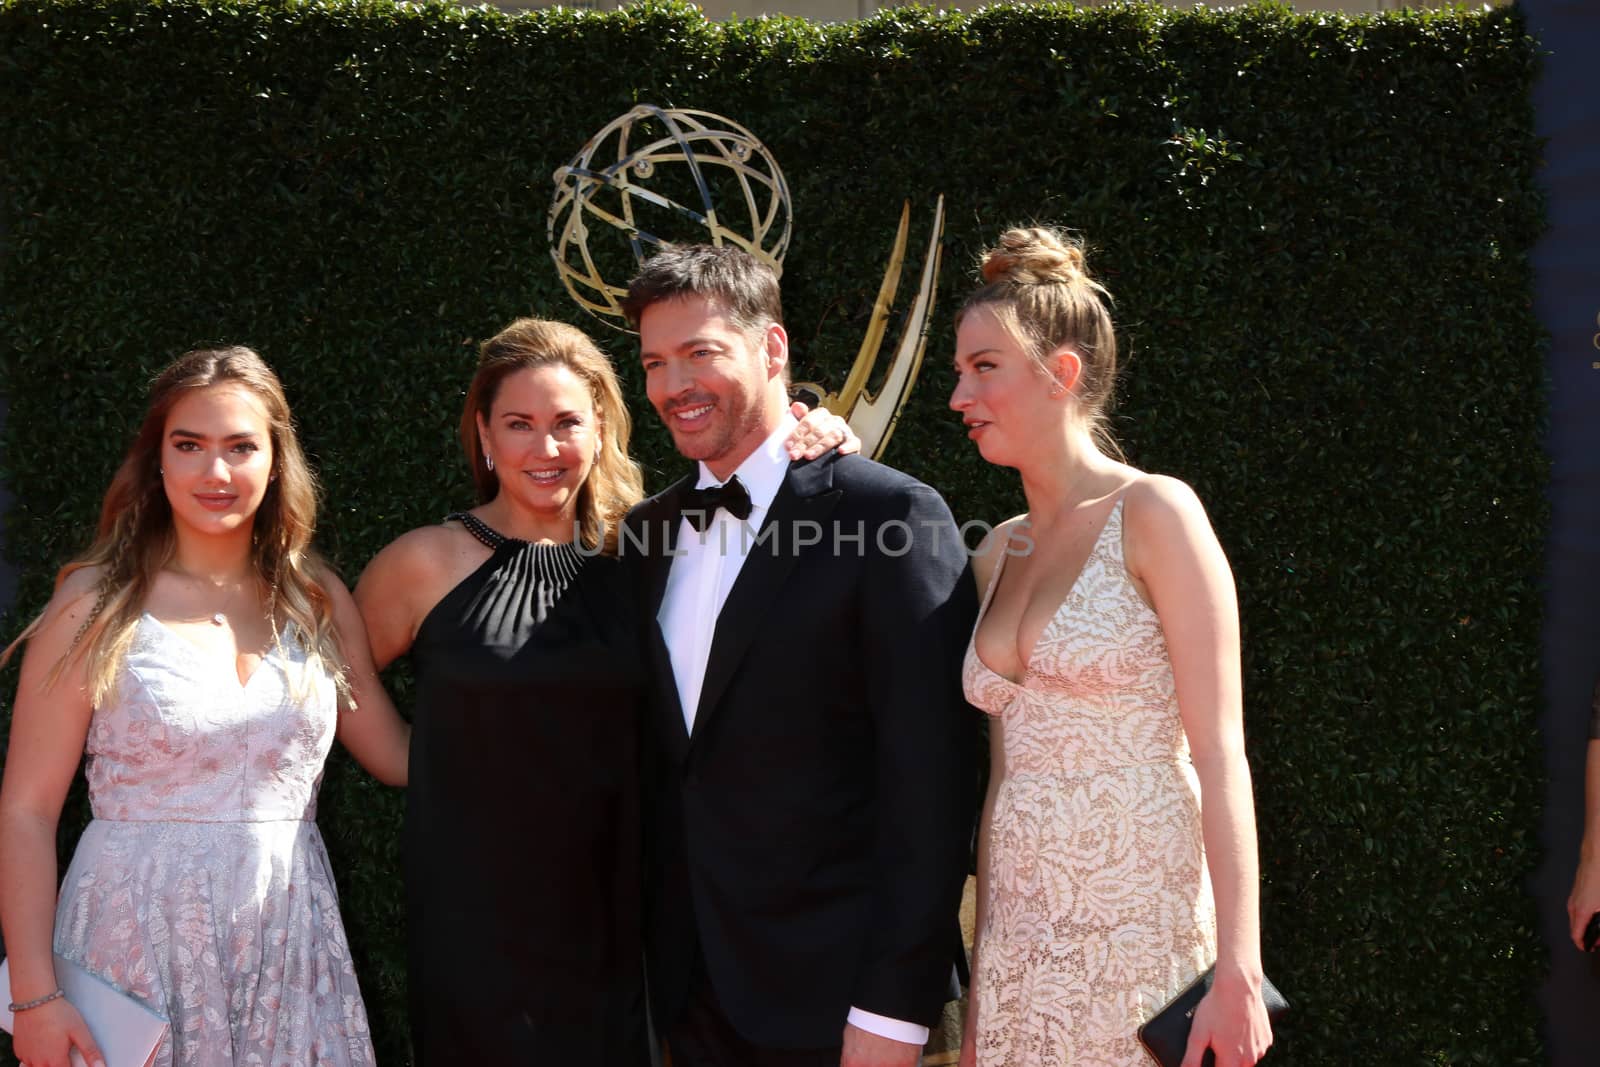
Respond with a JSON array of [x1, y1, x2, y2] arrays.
[[355, 520, 485, 615], [1122, 473, 1211, 536], [43, 564, 109, 626]]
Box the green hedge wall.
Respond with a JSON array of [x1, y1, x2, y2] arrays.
[[0, 0, 1544, 1063]]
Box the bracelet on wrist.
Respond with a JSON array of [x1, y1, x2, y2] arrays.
[[8, 987, 66, 1012]]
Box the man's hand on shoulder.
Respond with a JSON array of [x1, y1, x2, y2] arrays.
[[841, 1023, 920, 1067]]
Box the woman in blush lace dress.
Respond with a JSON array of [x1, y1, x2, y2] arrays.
[[950, 229, 1273, 1067], [0, 347, 410, 1067]]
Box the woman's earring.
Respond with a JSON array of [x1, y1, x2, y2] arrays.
[[484, 453, 495, 472]]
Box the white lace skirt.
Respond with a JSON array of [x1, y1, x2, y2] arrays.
[[974, 763, 1217, 1067], [53, 818, 376, 1067]]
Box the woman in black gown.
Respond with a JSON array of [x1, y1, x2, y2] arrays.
[[355, 317, 852, 1064]]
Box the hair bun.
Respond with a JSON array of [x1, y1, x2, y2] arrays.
[[979, 226, 1089, 286]]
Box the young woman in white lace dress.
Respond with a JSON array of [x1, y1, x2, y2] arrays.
[[950, 229, 1273, 1067], [0, 348, 410, 1067]]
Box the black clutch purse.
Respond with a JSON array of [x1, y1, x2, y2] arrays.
[[1137, 965, 1289, 1067], [1584, 912, 1600, 979]]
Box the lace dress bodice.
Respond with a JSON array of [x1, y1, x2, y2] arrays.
[[85, 615, 336, 823], [964, 501, 1190, 771]]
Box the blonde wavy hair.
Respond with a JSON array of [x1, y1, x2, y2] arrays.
[[4, 347, 348, 705], [459, 318, 644, 554], [958, 226, 1122, 457]]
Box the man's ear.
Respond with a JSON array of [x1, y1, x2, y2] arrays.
[[763, 322, 790, 381]]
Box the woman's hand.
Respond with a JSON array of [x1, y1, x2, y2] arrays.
[[1569, 847, 1600, 950], [1571, 739, 1600, 950], [1180, 969, 1273, 1067], [10, 996, 107, 1067], [785, 400, 861, 459]]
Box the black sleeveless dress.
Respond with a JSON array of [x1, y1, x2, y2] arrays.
[[404, 513, 650, 1065]]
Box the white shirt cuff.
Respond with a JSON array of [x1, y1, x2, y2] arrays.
[[846, 1006, 929, 1045]]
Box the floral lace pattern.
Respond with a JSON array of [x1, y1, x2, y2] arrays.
[[53, 615, 375, 1067], [964, 501, 1215, 1066]]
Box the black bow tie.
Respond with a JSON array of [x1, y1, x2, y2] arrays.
[[681, 476, 753, 532]]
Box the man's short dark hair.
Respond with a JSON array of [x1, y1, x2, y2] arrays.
[[621, 243, 784, 334]]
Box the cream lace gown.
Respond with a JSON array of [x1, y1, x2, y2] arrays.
[[51, 615, 375, 1067], [963, 501, 1216, 1066]]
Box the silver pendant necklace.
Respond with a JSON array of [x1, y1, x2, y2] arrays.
[[166, 563, 243, 627]]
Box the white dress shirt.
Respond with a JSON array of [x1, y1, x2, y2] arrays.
[[656, 414, 929, 1048], [658, 413, 795, 733]]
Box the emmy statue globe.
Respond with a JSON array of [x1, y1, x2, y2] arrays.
[[548, 103, 943, 460]]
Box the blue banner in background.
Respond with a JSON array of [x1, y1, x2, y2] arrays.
[[1524, 0, 1600, 1060]]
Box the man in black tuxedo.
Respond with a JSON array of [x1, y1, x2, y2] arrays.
[[619, 245, 976, 1067]]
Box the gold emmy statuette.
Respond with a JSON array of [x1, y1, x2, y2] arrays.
[[790, 196, 945, 461], [548, 104, 944, 460]]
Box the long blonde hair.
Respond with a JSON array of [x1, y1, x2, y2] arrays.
[[459, 318, 644, 554], [4, 347, 348, 705]]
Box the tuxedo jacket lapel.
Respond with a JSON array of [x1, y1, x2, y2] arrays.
[[690, 458, 840, 745], [639, 475, 691, 607], [636, 475, 694, 761]]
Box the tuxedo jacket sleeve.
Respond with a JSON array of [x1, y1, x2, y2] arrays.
[[847, 478, 979, 1026]]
